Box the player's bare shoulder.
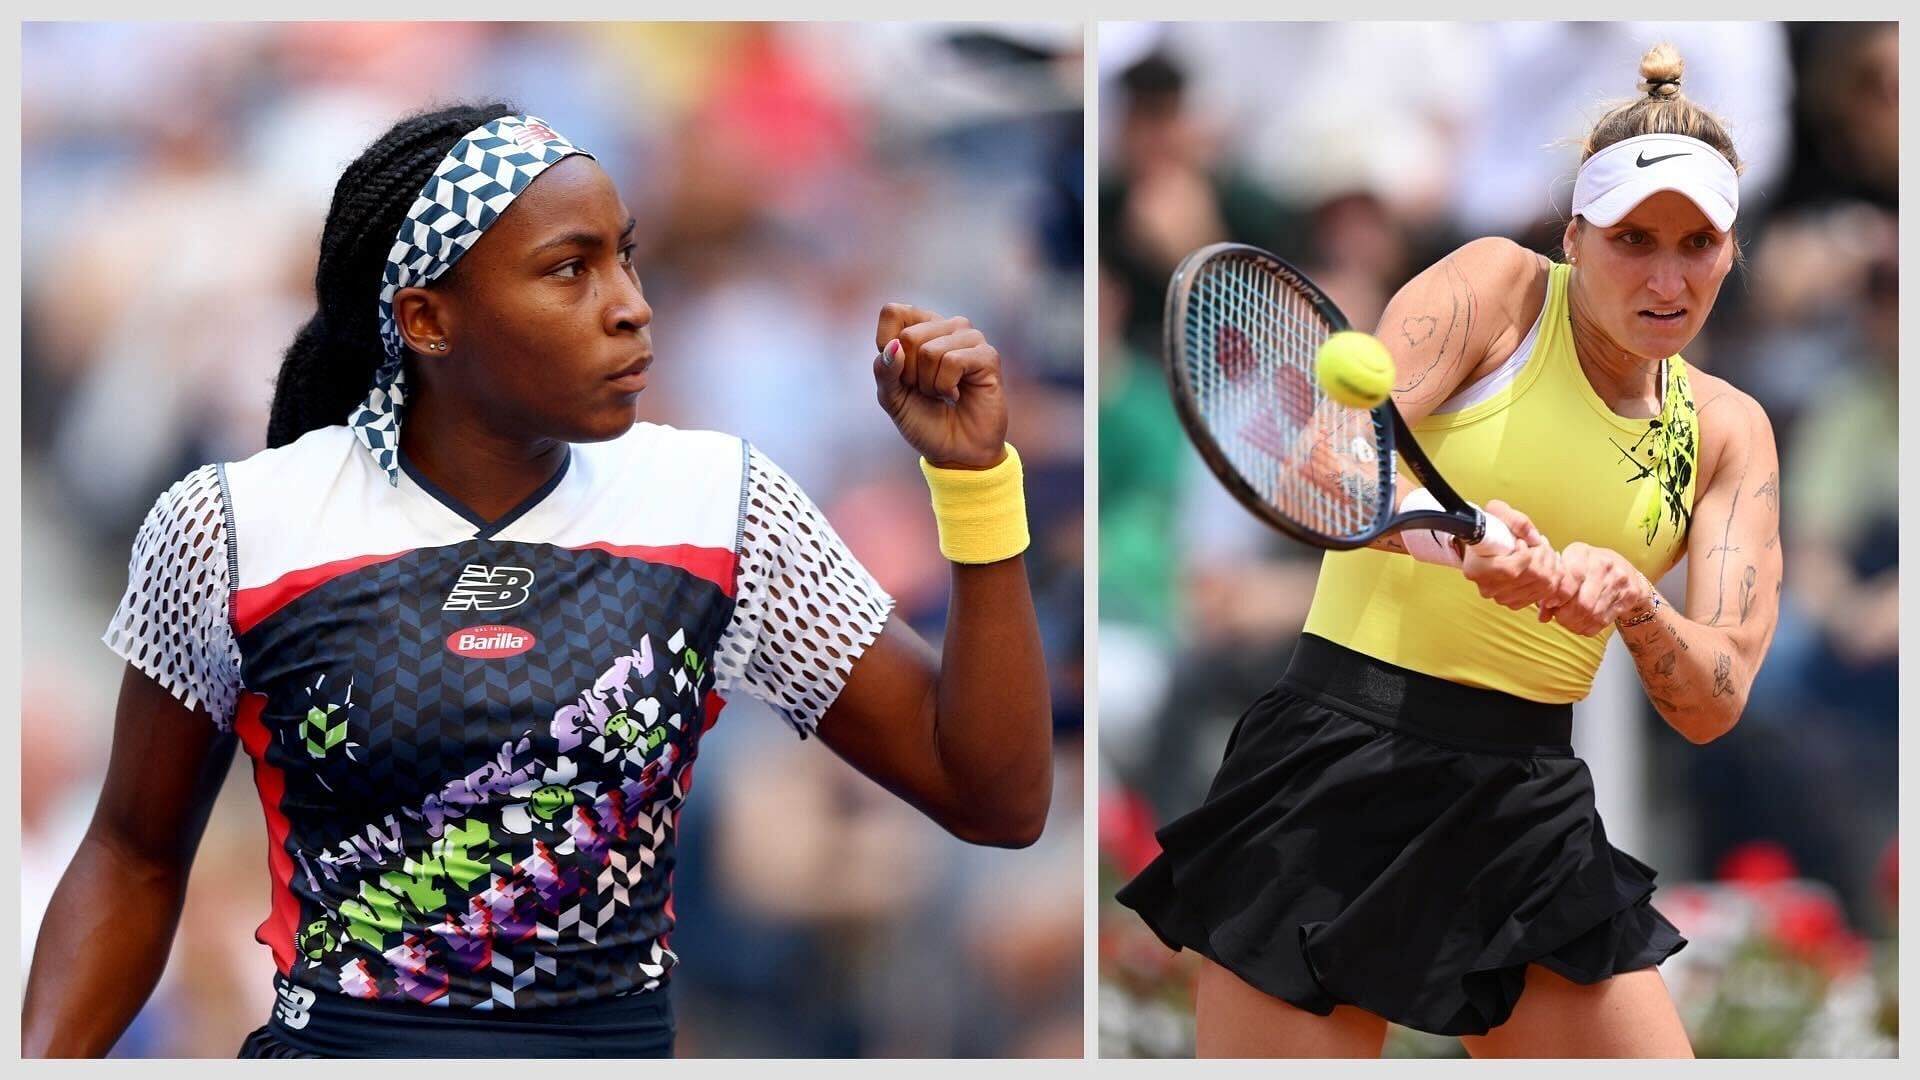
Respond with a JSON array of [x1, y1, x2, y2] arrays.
[[1429, 236, 1552, 384], [1471, 236, 1550, 327], [1450, 235, 1547, 284], [1687, 366, 1775, 492]]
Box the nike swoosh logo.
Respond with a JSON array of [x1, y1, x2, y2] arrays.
[[1636, 151, 1691, 167]]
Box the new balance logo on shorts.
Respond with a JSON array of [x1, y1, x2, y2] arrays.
[[443, 564, 536, 611]]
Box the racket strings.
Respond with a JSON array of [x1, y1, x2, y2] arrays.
[[1183, 256, 1385, 539]]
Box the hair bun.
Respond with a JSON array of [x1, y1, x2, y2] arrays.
[[1638, 42, 1685, 100], [1581, 41, 1737, 173]]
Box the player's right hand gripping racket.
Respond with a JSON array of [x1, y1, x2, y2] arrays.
[[1163, 242, 1513, 555]]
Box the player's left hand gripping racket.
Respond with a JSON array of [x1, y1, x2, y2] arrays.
[[1163, 242, 1513, 555]]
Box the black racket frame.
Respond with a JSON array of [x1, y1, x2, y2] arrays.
[[1162, 242, 1491, 551]]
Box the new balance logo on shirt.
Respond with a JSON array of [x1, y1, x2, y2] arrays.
[[273, 978, 316, 1030], [443, 565, 535, 611]]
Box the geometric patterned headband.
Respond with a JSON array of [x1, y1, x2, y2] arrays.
[[350, 114, 593, 485]]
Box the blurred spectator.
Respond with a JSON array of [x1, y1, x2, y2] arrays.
[[1780, 249, 1897, 696], [1094, 265, 1182, 790], [1096, 268, 1182, 643], [1775, 23, 1898, 213], [1445, 23, 1791, 248], [1099, 49, 1294, 358], [1687, 207, 1897, 934], [19, 677, 94, 996]]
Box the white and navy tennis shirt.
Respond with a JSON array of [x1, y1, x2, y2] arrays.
[[104, 422, 892, 1009]]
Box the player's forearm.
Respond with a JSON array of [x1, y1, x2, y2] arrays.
[[1365, 475, 1419, 555], [1368, 534, 1410, 555], [21, 831, 192, 1057], [1616, 593, 1750, 744], [930, 555, 1053, 847]]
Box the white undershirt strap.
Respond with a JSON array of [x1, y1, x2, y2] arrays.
[[1432, 285, 1550, 415]]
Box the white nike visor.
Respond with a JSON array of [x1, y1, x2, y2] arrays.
[[1571, 133, 1739, 232]]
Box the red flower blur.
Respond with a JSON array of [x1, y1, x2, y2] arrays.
[[1717, 839, 1798, 888], [1100, 783, 1163, 880]]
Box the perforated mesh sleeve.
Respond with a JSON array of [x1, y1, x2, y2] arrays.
[[714, 445, 895, 738], [102, 464, 243, 731]]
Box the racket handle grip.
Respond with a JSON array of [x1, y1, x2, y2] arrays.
[[1472, 510, 1515, 555]]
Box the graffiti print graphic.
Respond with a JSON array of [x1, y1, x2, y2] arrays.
[[281, 625, 715, 1007], [1610, 359, 1698, 546], [300, 676, 359, 761]]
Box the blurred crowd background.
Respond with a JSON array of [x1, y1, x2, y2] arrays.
[[19, 21, 1084, 1058], [1096, 21, 1897, 1058]]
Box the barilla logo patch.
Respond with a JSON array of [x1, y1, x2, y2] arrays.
[[447, 624, 537, 659]]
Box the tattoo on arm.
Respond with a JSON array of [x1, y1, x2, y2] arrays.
[[1395, 257, 1476, 394], [1654, 650, 1678, 679], [1757, 471, 1780, 550], [1711, 652, 1734, 697], [1667, 622, 1691, 651], [1738, 565, 1757, 625], [1706, 481, 1744, 627]]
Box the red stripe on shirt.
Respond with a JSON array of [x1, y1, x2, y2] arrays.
[[562, 542, 739, 597], [232, 550, 414, 636], [233, 691, 300, 976]]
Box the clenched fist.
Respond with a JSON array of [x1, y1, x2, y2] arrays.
[[872, 303, 1009, 469], [1461, 500, 1574, 612]]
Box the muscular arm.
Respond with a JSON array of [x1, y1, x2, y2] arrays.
[[21, 666, 236, 1057], [1362, 237, 1545, 556], [816, 558, 1051, 848], [802, 302, 1052, 848], [1616, 389, 1784, 743]]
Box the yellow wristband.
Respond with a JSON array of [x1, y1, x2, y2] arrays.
[[919, 444, 1030, 565]]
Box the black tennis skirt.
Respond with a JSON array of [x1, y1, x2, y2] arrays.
[[1116, 634, 1685, 1038]]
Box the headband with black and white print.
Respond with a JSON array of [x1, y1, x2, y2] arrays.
[[349, 114, 592, 484]]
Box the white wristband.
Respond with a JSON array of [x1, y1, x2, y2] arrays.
[[1396, 488, 1518, 566], [1398, 487, 1465, 567]]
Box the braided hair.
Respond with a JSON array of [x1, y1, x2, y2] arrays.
[[267, 102, 515, 449]]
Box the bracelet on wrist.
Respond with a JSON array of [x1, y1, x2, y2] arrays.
[[1616, 578, 1662, 629]]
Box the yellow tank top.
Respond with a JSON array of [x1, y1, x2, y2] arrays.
[[1302, 262, 1700, 703]]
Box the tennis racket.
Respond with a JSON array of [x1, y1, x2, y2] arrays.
[[1163, 242, 1513, 555]]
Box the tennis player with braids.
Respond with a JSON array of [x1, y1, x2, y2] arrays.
[[23, 103, 1050, 1058], [1120, 45, 1782, 1057]]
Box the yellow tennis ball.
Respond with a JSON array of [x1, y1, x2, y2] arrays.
[[1316, 331, 1396, 409]]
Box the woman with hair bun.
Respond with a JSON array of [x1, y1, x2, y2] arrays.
[[1120, 43, 1783, 1058]]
